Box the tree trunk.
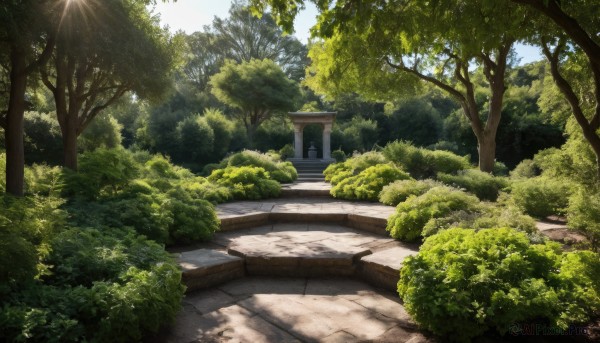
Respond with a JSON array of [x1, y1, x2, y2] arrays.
[[246, 124, 257, 148], [5, 50, 27, 196], [62, 114, 79, 171], [478, 133, 497, 173]]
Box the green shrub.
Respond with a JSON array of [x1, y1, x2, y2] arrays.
[[344, 151, 387, 173], [331, 149, 347, 162], [437, 169, 509, 201], [493, 161, 509, 176], [24, 164, 63, 196], [67, 178, 220, 246], [178, 177, 232, 204], [331, 164, 411, 201], [225, 150, 297, 183], [568, 188, 600, 252], [278, 144, 295, 160], [323, 151, 387, 185], [379, 179, 443, 206], [386, 186, 481, 241], [0, 228, 185, 342], [165, 188, 220, 245], [472, 203, 538, 235], [209, 166, 281, 200], [510, 177, 572, 218], [323, 162, 350, 184], [0, 229, 37, 295], [510, 159, 540, 179], [1, 195, 66, 243], [398, 228, 600, 342], [383, 141, 471, 179], [143, 155, 193, 180], [63, 148, 140, 199], [101, 192, 172, 244], [201, 163, 222, 176]]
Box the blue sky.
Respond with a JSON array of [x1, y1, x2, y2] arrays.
[[152, 0, 542, 65]]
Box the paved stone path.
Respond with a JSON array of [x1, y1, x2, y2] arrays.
[[154, 277, 431, 343]]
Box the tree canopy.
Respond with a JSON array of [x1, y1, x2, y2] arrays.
[[210, 58, 300, 144]]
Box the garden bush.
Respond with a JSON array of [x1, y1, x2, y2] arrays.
[[383, 141, 471, 179], [568, 188, 600, 252], [323, 162, 350, 184], [225, 150, 297, 183], [398, 227, 600, 342], [379, 179, 443, 206], [278, 144, 295, 160], [323, 151, 387, 185], [178, 177, 233, 204], [510, 177, 572, 218], [437, 169, 509, 201], [24, 164, 63, 196], [165, 187, 220, 244], [331, 149, 347, 162], [63, 147, 140, 199], [331, 164, 411, 201], [386, 186, 481, 241], [0, 229, 38, 296], [0, 227, 185, 342], [510, 159, 539, 179], [209, 166, 280, 200]]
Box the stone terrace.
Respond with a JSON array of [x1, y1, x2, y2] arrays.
[[157, 182, 427, 342]]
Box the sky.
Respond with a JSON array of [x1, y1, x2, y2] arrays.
[[152, 0, 543, 65]]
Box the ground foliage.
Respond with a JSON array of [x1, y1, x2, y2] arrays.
[[398, 228, 600, 342]]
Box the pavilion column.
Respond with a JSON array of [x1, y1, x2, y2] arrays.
[[293, 123, 303, 159], [323, 123, 332, 160]]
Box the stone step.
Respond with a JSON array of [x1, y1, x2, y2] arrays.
[[224, 226, 381, 278], [297, 177, 326, 182], [177, 249, 244, 292], [176, 224, 420, 294], [297, 173, 324, 178], [357, 245, 419, 291], [295, 170, 326, 174]]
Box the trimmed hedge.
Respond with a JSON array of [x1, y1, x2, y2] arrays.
[[398, 227, 600, 342]]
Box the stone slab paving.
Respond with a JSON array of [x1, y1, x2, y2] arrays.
[[154, 277, 432, 343], [536, 220, 587, 246], [226, 224, 386, 277], [281, 182, 331, 197]]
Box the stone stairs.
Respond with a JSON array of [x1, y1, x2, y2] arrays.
[[175, 182, 419, 294], [290, 160, 332, 182]]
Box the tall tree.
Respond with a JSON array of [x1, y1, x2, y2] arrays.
[[510, 0, 600, 178], [255, 0, 528, 172], [40, 0, 177, 170], [212, 1, 308, 81], [0, 0, 55, 196], [210, 58, 300, 144]]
